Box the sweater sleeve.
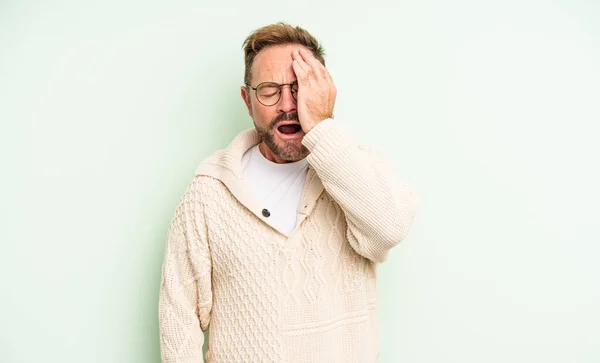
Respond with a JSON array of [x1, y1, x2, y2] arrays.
[[159, 177, 212, 362], [302, 119, 419, 263]]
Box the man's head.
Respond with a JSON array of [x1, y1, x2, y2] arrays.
[[240, 22, 325, 163]]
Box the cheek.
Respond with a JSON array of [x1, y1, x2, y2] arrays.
[[252, 103, 274, 126]]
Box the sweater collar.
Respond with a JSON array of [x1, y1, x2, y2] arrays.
[[194, 127, 324, 237], [195, 128, 260, 180]]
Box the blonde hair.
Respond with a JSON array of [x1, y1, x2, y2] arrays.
[[242, 22, 326, 86]]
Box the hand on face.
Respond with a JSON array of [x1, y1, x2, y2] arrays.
[[291, 48, 337, 133]]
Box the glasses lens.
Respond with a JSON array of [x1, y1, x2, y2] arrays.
[[291, 82, 298, 100], [256, 83, 280, 106]]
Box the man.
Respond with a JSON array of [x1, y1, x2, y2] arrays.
[[159, 22, 419, 363]]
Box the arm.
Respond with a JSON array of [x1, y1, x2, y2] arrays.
[[302, 119, 419, 263], [291, 48, 419, 262], [159, 177, 212, 362]]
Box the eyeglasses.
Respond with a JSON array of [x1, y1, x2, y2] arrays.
[[245, 81, 299, 107]]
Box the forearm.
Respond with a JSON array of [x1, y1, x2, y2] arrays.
[[302, 119, 419, 262]]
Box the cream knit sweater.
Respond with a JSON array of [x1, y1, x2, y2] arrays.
[[159, 119, 419, 363]]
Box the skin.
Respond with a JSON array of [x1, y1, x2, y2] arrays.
[[241, 45, 337, 163]]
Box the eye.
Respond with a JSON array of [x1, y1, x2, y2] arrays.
[[257, 84, 280, 98]]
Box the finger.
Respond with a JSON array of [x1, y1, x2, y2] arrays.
[[291, 57, 309, 83], [296, 49, 321, 79], [292, 50, 311, 76], [298, 48, 327, 78], [292, 61, 313, 87]]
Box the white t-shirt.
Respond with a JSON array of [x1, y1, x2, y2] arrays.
[[241, 145, 309, 236]]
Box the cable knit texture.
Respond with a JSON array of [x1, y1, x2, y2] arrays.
[[159, 119, 419, 363]]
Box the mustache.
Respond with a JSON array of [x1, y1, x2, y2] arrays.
[[269, 113, 299, 129]]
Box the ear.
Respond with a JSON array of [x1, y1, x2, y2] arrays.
[[241, 86, 253, 117]]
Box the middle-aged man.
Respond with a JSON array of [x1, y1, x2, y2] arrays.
[[159, 22, 419, 363]]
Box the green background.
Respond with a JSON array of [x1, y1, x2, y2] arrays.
[[1, 1, 599, 362]]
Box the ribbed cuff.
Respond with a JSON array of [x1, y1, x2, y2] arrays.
[[302, 118, 357, 167]]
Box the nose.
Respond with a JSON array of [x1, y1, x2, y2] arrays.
[[277, 85, 296, 114]]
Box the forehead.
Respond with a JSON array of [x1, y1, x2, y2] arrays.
[[251, 44, 309, 84]]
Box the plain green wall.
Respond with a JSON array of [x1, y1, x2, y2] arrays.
[[1, 1, 599, 362]]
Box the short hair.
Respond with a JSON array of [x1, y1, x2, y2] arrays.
[[242, 22, 326, 86]]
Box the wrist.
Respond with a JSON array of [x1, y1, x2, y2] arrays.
[[302, 114, 332, 133]]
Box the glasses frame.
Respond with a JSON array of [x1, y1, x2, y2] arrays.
[[245, 81, 298, 107]]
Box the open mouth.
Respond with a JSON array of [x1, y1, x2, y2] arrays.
[[276, 122, 302, 135]]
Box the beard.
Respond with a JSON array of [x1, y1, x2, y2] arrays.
[[254, 112, 309, 162]]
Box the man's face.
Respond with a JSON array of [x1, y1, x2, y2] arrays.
[[241, 44, 309, 163]]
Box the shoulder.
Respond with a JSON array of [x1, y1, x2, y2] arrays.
[[194, 148, 228, 175]]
